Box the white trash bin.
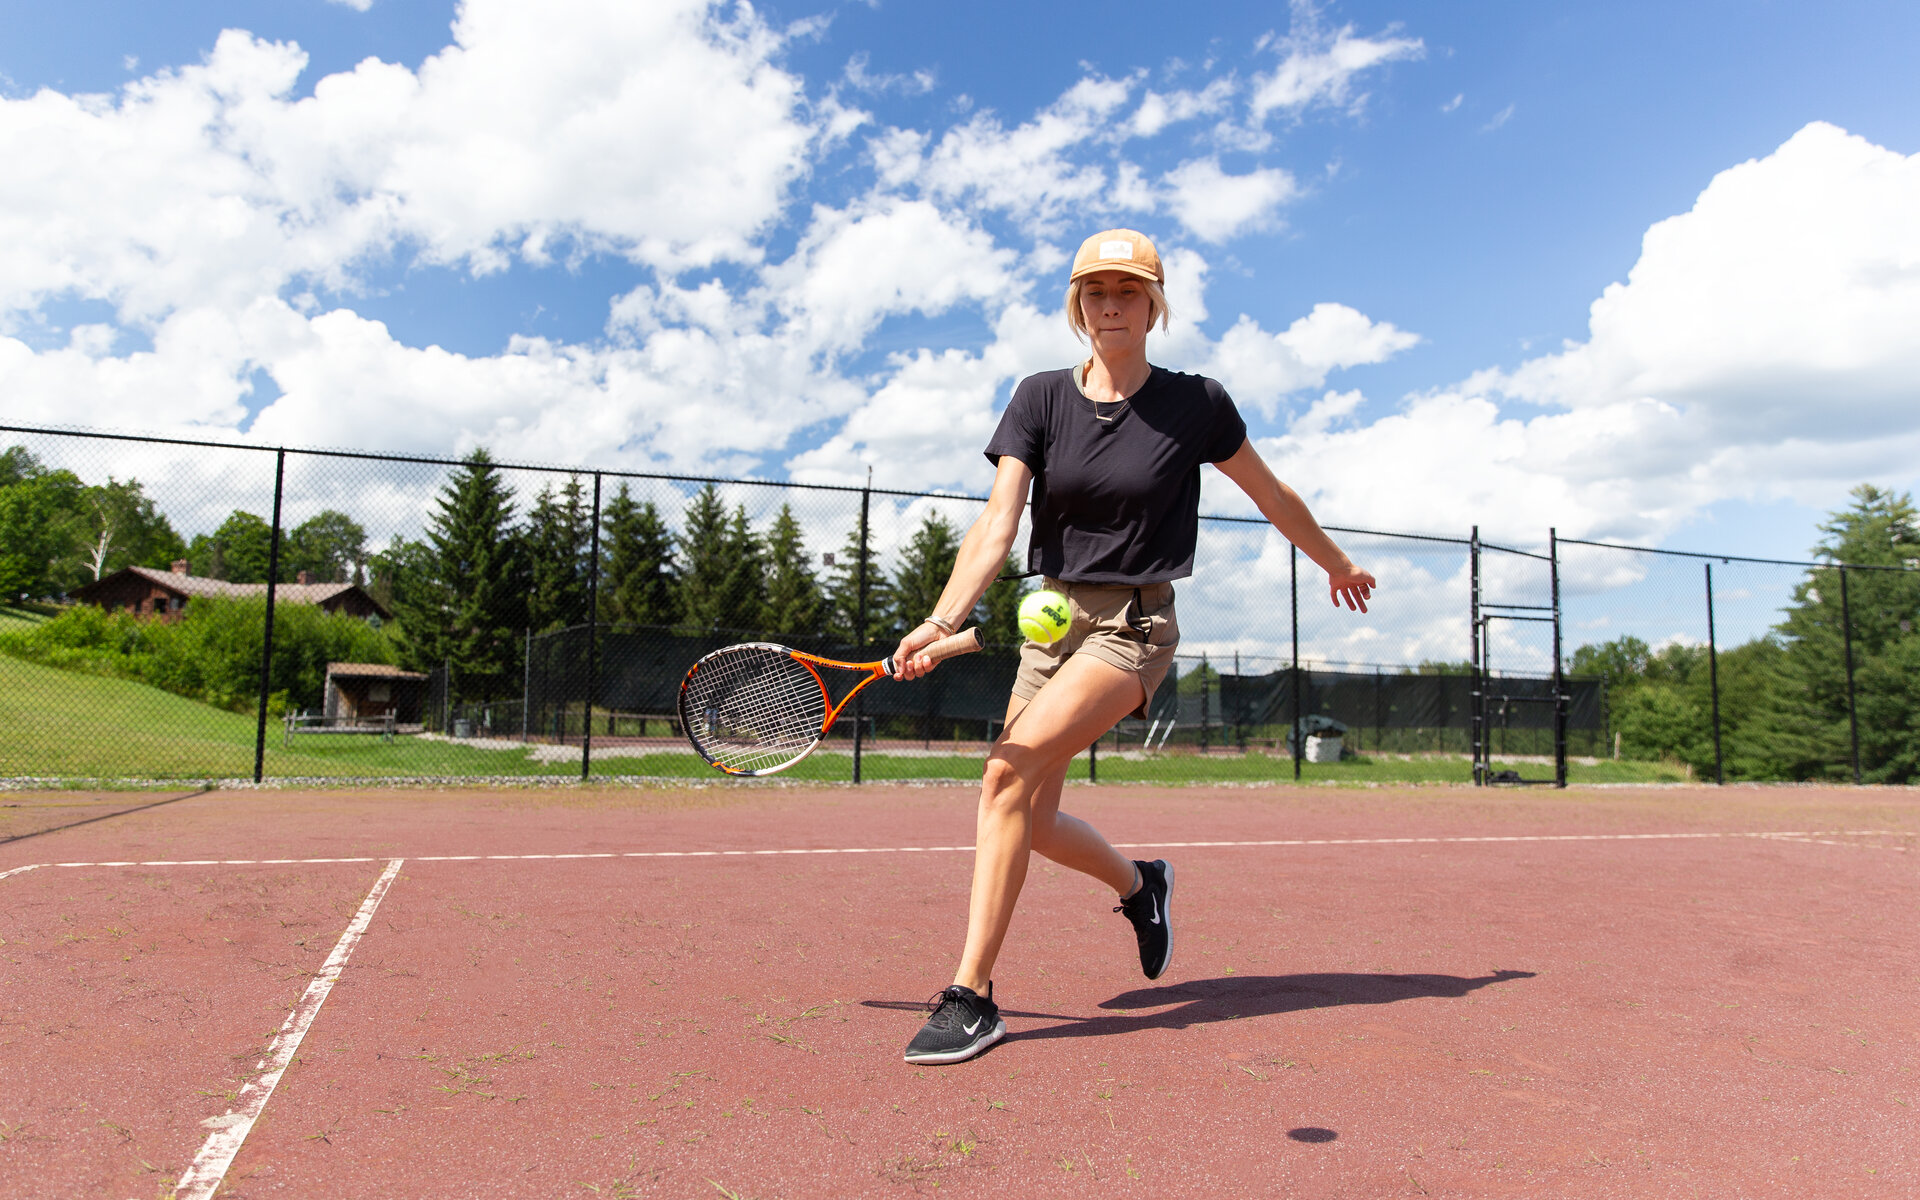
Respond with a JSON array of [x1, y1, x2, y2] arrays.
[[1304, 734, 1343, 763]]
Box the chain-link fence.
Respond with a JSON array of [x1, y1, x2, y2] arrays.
[[3, 425, 1916, 785]]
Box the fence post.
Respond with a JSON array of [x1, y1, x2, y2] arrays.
[[1839, 565, 1860, 784], [582, 473, 602, 781], [522, 626, 531, 743], [1705, 562, 1724, 785], [251, 448, 287, 784], [1291, 542, 1301, 781], [1601, 671, 1612, 759], [1199, 652, 1211, 752], [1232, 649, 1241, 750], [1373, 668, 1383, 756], [853, 475, 871, 784], [1550, 527, 1567, 789], [1469, 525, 1482, 785]]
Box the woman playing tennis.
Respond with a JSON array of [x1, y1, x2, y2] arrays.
[[892, 229, 1376, 1064]]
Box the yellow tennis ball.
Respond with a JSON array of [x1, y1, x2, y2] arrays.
[[1018, 589, 1071, 644]]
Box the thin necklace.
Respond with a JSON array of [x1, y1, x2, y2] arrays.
[[1082, 362, 1134, 422]]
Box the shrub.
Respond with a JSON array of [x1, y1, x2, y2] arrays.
[[0, 598, 397, 712]]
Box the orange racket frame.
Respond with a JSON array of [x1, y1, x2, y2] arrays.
[[679, 627, 985, 775]]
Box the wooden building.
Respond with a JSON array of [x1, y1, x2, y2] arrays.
[[69, 561, 391, 622], [323, 662, 428, 728]]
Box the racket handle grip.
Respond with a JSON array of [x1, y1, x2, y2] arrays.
[[884, 627, 984, 676]]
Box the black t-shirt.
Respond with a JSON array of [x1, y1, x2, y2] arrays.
[[984, 366, 1247, 584]]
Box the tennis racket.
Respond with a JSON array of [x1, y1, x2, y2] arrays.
[[678, 627, 985, 776]]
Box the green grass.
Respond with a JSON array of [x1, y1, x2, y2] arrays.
[[0, 652, 1690, 786], [0, 604, 53, 633], [0, 654, 576, 781]]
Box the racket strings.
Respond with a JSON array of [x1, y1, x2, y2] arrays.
[[681, 646, 832, 773]]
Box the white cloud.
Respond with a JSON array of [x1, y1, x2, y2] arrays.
[[843, 53, 935, 96], [1254, 122, 1920, 545], [1126, 78, 1236, 139], [1479, 123, 1920, 481], [1159, 157, 1299, 243], [892, 74, 1134, 228], [1249, 0, 1424, 123], [0, 0, 821, 330], [763, 198, 1019, 355], [785, 302, 1064, 489], [1481, 103, 1514, 132], [328, 0, 375, 11], [1196, 303, 1418, 417], [0, 4, 1421, 508]]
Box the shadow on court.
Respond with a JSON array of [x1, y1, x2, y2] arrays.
[[0, 789, 208, 845], [863, 969, 1534, 1043]]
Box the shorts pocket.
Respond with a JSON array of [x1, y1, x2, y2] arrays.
[[1144, 601, 1178, 648]]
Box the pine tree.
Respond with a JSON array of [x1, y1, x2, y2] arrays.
[[890, 511, 961, 641], [760, 504, 823, 638], [599, 483, 677, 626], [823, 522, 893, 651], [714, 506, 766, 634], [392, 449, 527, 697], [524, 475, 592, 633], [1761, 485, 1920, 780], [1807, 485, 1920, 657], [676, 484, 734, 631]]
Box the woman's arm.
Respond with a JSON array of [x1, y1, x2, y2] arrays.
[[1213, 438, 1375, 612], [891, 457, 1034, 679]]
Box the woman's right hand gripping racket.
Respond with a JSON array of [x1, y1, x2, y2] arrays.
[[678, 628, 985, 776]]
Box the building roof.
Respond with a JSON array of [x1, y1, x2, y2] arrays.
[[72, 566, 392, 620], [326, 662, 428, 680]]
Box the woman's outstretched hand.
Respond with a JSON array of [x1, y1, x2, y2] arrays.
[[890, 622, 945, 681], [1329, 564, 1376, 613]]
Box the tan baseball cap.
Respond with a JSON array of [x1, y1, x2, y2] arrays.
[[1069, 228, 1163, 283]]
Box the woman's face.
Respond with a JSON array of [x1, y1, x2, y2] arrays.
[[1078, 270, 1153, 355]]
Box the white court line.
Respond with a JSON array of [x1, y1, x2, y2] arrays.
[[174, 858, 404, 1200], [0, 831, 1909, 877], [1753, 834, 1909, 852]]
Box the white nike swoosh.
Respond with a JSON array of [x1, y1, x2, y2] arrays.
[[1149, 897, 1161, 925], [963, 1017, 982, 1034]]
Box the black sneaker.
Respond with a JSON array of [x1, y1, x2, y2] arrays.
[[903, 984, 1005, 1065], [1114, 859, 1174, 979]]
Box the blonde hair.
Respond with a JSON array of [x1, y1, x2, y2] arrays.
[[1065, 276, 1172, 343]]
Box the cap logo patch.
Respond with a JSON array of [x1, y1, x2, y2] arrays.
[[1098, 240, 1135, 260]]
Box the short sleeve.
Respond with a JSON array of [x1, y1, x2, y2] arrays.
[[1202, 378, 1248, 463], [984, 375, 1047, 473]]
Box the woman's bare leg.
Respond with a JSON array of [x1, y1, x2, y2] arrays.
[[988, 732, 1137, 893], [952, 655, 1141, 993]]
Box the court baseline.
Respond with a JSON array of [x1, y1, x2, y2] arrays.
[[1, 828, 1908, 878]]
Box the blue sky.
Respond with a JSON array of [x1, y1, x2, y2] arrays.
[[4, 0, 1919, 578]]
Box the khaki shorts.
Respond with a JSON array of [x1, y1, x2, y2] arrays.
[[1012, 578, 1180, 719]]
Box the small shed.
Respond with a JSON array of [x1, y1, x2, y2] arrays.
[[324, 662, 429, 728]]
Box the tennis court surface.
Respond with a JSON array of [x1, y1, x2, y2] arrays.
[[3, 783, 1915, 1198]]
